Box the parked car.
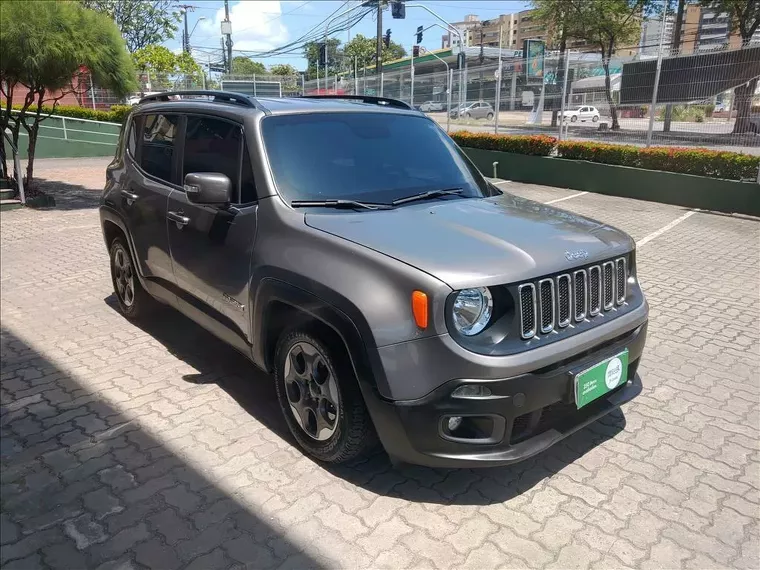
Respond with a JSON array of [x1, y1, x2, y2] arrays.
[[450, 101, 494, 120], [561, 105, 601, 123], [419, 100, 445, 112], [101, 91, 648, 468]]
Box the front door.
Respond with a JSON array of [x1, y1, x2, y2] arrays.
[[167, 115, 259, 343], [121, 113, 180, 285]]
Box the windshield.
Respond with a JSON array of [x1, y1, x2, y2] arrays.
[[262, 112, 491, 204]]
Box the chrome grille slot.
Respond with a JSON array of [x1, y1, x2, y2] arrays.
[[573, 270, 587, 322], [556, 274, 571, 327], [616, 257, 627, 305], [602, 262, 615, 310], [538, 278, 554, 334], [519, 284, 537, 339], [588, 265, 601, 316]]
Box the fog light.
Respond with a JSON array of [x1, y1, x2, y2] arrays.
[[451, 385, 492, 398], [447, 416, 463, 431]]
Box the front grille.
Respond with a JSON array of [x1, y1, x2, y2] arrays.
[[589, 266, 601, 316], [519, 284, 536, 339], [538, 279, 554, 334], [517, 256, 628, 339]]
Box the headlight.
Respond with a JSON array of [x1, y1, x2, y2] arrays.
[[452, 287, 493, 336]]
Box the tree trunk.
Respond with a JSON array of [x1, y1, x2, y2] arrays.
[[551, 32, 567, 128], [732, 77, 758, 134], [24, 89, 46, 192], [0, 80, 15, 178], [602, 55, 619, 130]]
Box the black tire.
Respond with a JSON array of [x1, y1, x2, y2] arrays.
[[465, 112, 471, 119], [592, 115, 599, 123], [486, 112, 494, 120], [571, 115, 578, 122], [109, 237, 152, 320], [274, 328, 377, 464]]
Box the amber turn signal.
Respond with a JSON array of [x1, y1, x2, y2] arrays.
[[412, 290, 428, 329]]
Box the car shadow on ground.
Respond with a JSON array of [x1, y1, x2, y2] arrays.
[[0, 325, 326, 569], [104, 294, 626, 507], [25, 178, 102, 211]]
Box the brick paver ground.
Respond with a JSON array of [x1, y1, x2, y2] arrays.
[[2, 158, 758, 569]]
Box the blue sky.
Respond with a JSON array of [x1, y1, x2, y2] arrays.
[[168, 1, 531, 70]]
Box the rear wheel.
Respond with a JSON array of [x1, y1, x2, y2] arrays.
[[274, 329, 376, 464], [592, 115, 599, 123], [486, 112, 494, 120], [109, 237, 151, 320]]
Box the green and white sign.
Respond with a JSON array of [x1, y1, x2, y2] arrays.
[[574, 350, 628, 409]]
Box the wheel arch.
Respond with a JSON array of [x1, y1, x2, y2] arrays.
[[252, 276, 389, 398]]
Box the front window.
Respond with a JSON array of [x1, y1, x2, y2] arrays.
[[262, 113, 490, 204]]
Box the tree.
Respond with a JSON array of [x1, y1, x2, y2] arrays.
[[532, 0, 572, 126], [0, 0, 136, 188], [538, 0, 649, 130], [269, 64, 300, 93], [700, 0, 760, 133], [79, 0, 179, 53], [132, 45, 203, 91], [343, 34, 406, 67], [304, 39, 342, 80], [230, 57, 267, 76]]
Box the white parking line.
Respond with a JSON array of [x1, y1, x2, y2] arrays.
[[490, 180, 589, 205], [637, 210, 697, 247], [544, 192, 589, 205]]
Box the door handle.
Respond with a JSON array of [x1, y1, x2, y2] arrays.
[[167, 211, 190, 227], [121, 190, 139, 205]]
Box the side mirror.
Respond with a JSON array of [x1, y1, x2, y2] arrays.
[[184, 172, 231, 205]]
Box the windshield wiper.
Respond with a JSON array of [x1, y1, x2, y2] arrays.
[[392, 187, 464, 206], [290, 199, 394, 210]]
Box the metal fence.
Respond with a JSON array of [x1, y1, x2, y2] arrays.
[[299, 47, 759, 155], [82, 47, 759, 155]]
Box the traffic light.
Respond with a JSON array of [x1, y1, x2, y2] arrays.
[[412, 45, 419, 58], [391, 0, 405, 19], [318, 43, 326, 66], [383, 29, 391, 48], [416, 25, 423, 44]]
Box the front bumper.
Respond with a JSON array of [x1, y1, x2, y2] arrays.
[[363, 320, 646, 468]]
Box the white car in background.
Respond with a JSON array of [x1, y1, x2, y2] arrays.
[[561, 106, 600, 123], [418, 101, 445, 112]]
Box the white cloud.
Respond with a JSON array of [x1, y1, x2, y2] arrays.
[[195, 1, 289, 53]]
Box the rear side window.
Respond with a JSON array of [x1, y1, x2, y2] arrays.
[[140, 114, 179, 183], [183, 116, 242, 199]]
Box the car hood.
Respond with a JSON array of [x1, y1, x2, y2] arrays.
[[304, 194, 634, 290]]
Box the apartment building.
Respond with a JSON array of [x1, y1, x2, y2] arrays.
[[640, 15, 675, 55], [441, 9, 593, 51], [679, 4, 759, 53]]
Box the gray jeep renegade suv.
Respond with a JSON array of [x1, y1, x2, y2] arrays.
[[100, 91, 648, 468]]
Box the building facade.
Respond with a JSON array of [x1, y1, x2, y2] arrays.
[[679, 4, 759, 53]]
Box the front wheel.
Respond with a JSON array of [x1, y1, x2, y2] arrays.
[[592, 115, 599, 123], [465, 112, 472, 119], [571, 115, 578, 122], [274, 329, 376, 464], [486, 112, 494, 120]]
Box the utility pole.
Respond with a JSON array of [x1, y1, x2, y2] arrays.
[[177, 5, 195, 53], [223, 0, 233, 74], [376, 1, 383, 77]]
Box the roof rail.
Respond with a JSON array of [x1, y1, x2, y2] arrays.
[[299, 95, 412, 110], [138, 90, 258, 108]]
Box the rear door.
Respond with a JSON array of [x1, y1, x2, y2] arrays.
[[166, 114, 259, 344], [121, 113, 180, 285]]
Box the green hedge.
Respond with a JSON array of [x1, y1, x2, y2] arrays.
[[449, 131, 556, 156], [451, 131, 758, 181], [9, 104, 130, 124], [557, 141, 758, 181]]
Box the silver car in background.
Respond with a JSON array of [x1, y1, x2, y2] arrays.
[[450, 101, 494, 120]]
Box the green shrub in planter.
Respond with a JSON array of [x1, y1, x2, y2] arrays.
[[449, 131, 556, 156]]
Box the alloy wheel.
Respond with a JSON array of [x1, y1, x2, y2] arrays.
[[113, 246, 135, 307], [283, 341, 340, 441]]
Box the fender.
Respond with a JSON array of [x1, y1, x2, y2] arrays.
[[251, 273, 391, 398], [100, 205, 144, 282]]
